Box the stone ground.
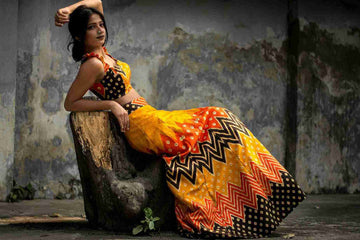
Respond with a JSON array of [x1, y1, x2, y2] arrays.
[[0, 194, 359, 240]]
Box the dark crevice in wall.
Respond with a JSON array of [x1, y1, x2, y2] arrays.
[[5, 0, 20, 198], [284, 0, 299, 176]]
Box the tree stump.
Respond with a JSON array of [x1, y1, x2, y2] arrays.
[[69, 110, 175, 231]]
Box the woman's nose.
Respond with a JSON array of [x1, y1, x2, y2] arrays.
[[97, 26, 104, 33]]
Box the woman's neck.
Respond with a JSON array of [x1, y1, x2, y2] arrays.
[[85, 46, 105, 58]]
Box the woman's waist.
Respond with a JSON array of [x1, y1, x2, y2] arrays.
[[121, 95, 149, 115], [114, 88, 142, 106]]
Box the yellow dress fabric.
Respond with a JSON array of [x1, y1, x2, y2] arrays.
[[125, 104, 305, 238]]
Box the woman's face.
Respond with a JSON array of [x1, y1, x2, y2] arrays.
[[84, 13, 106, 51]]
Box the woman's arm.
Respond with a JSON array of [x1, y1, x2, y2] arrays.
[[64, 58, 105, 111], [55, 0, 103, 27], [64, 58, 130, 132]]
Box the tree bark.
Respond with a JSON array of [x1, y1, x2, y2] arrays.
[[69, 110, 175, 231]]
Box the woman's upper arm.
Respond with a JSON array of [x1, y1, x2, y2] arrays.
[[84, 0, 104, 14], [95, 0, 104, 15], [65, 58, 104, 107]]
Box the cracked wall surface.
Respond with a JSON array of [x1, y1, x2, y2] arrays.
[[0, 0, 359, 200]]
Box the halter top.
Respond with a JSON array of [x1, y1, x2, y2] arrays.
[[82, 47, 133, 100]]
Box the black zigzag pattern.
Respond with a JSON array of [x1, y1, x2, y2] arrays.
[[166, 109, 250, 189]]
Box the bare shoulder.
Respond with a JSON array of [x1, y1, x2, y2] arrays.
[[80, 57, 104, 72], [78, 57, 105, 79]]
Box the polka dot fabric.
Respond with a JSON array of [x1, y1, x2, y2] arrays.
[[125, 105, 306, 238], [123, 97, 148, 115], [100, 69, 126, 100]]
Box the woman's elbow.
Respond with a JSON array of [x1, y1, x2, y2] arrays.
[[64, 99, 73, 112]]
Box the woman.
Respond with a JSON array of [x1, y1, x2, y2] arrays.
[[55, 0, 305, 238]]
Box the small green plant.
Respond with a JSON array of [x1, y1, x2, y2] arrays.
[[6, 181, 36, 202], [132, 207, 160, 235]]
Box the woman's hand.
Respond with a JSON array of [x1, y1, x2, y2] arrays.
[[54, 7, 70, 27], [54, 1, 104, 27], [111, 103, 130, 132]]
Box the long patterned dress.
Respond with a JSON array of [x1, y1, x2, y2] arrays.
[[84, 48, 306, 238]]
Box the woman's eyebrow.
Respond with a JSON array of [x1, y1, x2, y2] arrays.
[[88, 21, 103, 26]]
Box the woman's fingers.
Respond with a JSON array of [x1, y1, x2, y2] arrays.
[[55, 19, 68, 27], [126, 116, 130, 131], [118, 112, 129, 133], [121, 114, 126, 132], [110, 103, 129, 133], [124, 113, 130, 132], [55, 14, 69, 22], [54, 8, 69, 27], [124, 114, 130, 132], [56, 15, 69, 22], [57, 9, 68, 16]]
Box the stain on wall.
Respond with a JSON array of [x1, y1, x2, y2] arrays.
[[12, 0, 82, 199], [156, 28, 288, 165], [296, 20, 360, 193]]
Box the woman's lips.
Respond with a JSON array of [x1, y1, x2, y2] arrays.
[[97, 35, 104, 40]]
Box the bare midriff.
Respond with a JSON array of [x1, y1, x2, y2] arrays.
[[114, 88, 141, 106]]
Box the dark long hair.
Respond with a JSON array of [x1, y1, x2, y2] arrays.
[[67, 5, 108, 62]]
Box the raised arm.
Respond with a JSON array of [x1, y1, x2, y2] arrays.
[[55, 0, 103, 27]]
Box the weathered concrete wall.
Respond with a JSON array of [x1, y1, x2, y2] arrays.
[[9, 0, 289, 199], [295, 0, 360, 193], [0, 1, 18, 201], [0, 0, 359, 200]]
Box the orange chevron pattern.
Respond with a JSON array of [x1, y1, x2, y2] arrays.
[[250, 152, 286, 196], [175, 162, 282, 231], [131, 96, 148, 105]]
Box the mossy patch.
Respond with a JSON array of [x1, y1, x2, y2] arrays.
[[299, 22, 360, 98]]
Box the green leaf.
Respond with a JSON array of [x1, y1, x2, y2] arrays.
[[144, 208, 152, 217], [133, 207, 160, 235], [149, 221, 155, 230], [132, 225, 143, 235]]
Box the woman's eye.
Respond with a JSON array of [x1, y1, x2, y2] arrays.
[[87, 25, 94, 30], [100, 23, 104, 27]]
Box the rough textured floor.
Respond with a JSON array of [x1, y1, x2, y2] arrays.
[[0, 194, 359, 240]]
